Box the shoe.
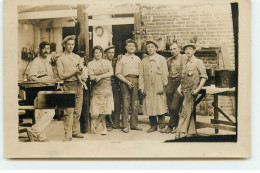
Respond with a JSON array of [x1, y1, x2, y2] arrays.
[[130, 126, 143, 131], [147, 126, 158, 133], [159, 127, 168, 133], [72, 133, 84, 138], [159, 127, 172, 133], [122, 127, 130, 133], [187, 133, 197, 137], [39, 138, 50, 142], [101, 129, 108, 135], [27, 128, 37, 142], [166, 127, 174, 134], [112, 125, 121, 129], [171, 127, 177, 134], [63, 137, 72, 142], [159, 124, 166, 130], [175, 132, 187, 139], [107, 127, 113, 132], [179, 132, 187, 138]]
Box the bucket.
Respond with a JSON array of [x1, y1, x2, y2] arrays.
[[215, 70, 236, 88]]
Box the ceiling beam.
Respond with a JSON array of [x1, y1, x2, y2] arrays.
[[18, 10, 77, 20], [38, 17, 134, 28], [18, 6, 138, 20], [89, 17, 134, 26]]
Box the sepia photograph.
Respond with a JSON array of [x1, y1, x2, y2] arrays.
[[3, 0, 251, 158]]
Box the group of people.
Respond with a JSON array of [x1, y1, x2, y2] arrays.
[[25, 35, 208, 142]]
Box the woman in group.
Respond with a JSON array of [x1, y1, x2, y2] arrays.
[[87, 45, 114, 135]]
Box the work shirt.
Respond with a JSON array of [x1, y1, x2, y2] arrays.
[[115, 53, 141, 77], [56, 53, 83, 82], [28, 56, 53, 79], [181, 55, 208, 90], [167, 54, 187, 78]]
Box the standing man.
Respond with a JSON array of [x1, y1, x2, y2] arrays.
[[160, 42, 187, 134], [175, 43, 208, 139], [139, 40, 168, 133], [27, 41, 55, 142], [56, 35, 87, 141], [104, 45, 122, 130], [116, 39, 142, 133]]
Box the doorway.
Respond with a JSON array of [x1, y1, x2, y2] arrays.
[[112, 24, 134, 57]]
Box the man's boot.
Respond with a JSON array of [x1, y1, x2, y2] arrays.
[[147, 125, 158, 133], [147, 116, 158, 133]]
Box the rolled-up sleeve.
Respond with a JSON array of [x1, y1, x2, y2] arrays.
[[28, 59, 39, 79], [197, 59, 208, 80]]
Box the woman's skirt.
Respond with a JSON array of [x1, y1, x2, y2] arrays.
[[90, 78, 114, 115]]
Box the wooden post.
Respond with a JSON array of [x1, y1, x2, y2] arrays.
[[77, 5, 91, 133], [214, 94, 219, 134], [77, 5, 86, 54], [134, 4, 141, 51]]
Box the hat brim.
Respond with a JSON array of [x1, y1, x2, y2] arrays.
[[61, 35, 76, 46], [183, 45, 196, 51], [104, 45, 116, 53], [146, 41, 158, 48]]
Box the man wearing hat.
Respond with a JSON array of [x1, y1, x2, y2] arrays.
[[175, 43, 208, 139], [139, 40, 168, 133], [160, 41, 187, 134], [26, 41, 55, 141], [104, 45, 122, 130], [56, 35, 87, 141], [115, 39, 142, 133]]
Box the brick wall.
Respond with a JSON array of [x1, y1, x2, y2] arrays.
[[140, 1, 235, 70], [139, 1, 236, 116]]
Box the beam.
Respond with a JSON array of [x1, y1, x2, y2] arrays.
[[85, 6, 138, 16], [196, 122, 236, 132], [38, 17, 134, 28], [19, 10, 77, 20], [89, 17, 134, 26], [212, 103, 234, 122], [18, 7, 138, 20], [211, 119, 236, 126]]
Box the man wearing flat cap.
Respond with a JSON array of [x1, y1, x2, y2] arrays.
[[175, 43, 208, 139], [139, 40, 168, 133], [104, 45, 122, 130], [56, 35, 87, 141], [116, 39, 142, 133]]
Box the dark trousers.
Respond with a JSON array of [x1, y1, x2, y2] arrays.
[[120, 77, 139, 128], [106, 80, 122, 127], [149, 115, 166, 128], [166, 77, 183, 128]]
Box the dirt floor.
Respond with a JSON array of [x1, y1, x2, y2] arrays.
[[19, 114, 236, 143]]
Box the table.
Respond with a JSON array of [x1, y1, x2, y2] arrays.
[[18, 81, 64, 123], [194, 85, 236, 134], [19, 82, 57, 105]]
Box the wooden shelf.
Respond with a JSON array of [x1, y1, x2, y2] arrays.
[[136, 47, 220, 59]]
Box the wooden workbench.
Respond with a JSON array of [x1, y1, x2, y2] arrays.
[[195, 85, 236, 134]]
